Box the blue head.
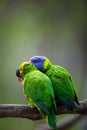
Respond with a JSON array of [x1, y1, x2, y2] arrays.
[[29, 55, 51, 72]]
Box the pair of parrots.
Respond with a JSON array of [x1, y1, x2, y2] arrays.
[[16, 55, 79, 130]]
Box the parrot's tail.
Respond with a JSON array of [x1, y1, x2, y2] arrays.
[[45, 113, 57, 130]]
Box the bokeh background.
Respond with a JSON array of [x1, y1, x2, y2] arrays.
[[0, 0, 87, 130]]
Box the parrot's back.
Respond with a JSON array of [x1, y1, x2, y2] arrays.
[[23, 70, 57, 130], [29, 55, 79, 111], [24, 70, 54, 103], [46, 65, 79, 110]]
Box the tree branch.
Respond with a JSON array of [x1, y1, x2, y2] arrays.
[[0, 100, 87, 120], [57, 114, 86, 130], [36, 115, 87, 130]]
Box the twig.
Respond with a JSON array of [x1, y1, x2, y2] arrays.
[[0, 100, 87, 120], [36, 115, 86, 130], [57, 114, 86, 130]]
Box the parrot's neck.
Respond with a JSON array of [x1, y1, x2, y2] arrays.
[[24, 65, 37, 75], [43, 61, 52, 72]]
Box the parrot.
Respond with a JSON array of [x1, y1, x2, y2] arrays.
[[16, 62, 57, 130], [29, 55, 79, 111]]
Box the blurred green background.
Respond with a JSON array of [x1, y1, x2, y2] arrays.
[[0, 0, 87, 130]]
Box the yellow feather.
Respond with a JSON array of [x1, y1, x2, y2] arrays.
[[43, 59, 50, 70], [45, 115, 48, 123]]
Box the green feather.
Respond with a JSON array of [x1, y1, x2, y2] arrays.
[[45, 64, 79, 111], [47, 114, 57, 130], [33, 100, 50, 114], [16, 62, 57, 130], [30, 56, 79, 111]]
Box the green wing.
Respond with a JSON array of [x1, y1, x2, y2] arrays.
[[23, 70, 57, 130], [24, 71, 56, 110], [46, 65, 79, 110], [33, 99, 49, 114]]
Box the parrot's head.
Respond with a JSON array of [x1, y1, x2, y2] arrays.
[[16, 61, 37, 83], [29, 55, 52, 72]]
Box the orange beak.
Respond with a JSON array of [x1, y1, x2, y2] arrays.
[[18, 77, 23, 83], [28, 61, 32, 64]]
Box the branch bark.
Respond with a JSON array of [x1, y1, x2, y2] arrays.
[[57, 114, 86, 130], [0, 100, 87, 120], [36, 114, 87, 130]]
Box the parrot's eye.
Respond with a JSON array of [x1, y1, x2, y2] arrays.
[[16, 69, 20, 77]]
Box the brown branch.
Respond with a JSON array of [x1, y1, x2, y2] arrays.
[[0, 100, 87, 120], [57, 115, 86, 130], [0, 104, 41, 120], [36, 114, 87, 130]]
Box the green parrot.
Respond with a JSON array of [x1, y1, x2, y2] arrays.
[[29, 56, 79, 111], [16, 62, 57, 130]]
